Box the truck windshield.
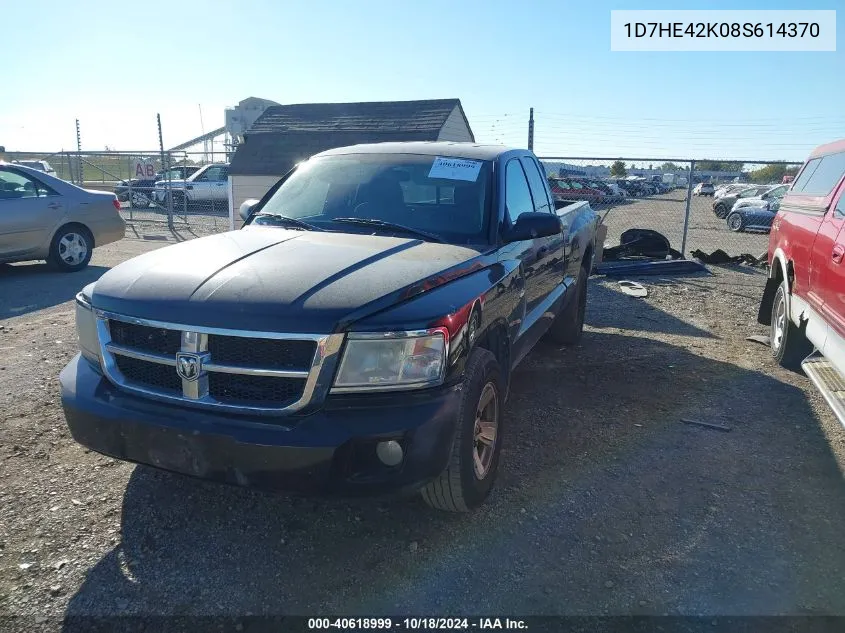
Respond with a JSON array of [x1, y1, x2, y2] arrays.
[[251, 154, 493, 244]]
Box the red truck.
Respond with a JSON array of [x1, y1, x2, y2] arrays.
[[759, 139, 845, 424]]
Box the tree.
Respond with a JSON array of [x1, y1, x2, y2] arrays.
[[609, 160, 627, 177], [660, 162, 682, 171], [747, 164, 800, 184], [697, 160, 744, 172]]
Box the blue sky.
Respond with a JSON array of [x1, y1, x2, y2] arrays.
[[1, 0, 841, 161]]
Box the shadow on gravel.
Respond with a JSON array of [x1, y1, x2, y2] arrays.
[[63, 331, 845, 617], [586, 281, 716, 338], [0, 264, 109, 319]]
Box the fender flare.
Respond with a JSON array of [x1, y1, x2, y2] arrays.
[[769, 247, 790, 289]]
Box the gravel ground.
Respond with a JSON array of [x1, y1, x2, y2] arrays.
[[2, 224, 845, 624]]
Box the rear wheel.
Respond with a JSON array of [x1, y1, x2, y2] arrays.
[[727, 212, 745, 232], [770, 281, 813, 369], [547, 261, 589, 345], [48, 226, 93, 272], [421, 349, 503, 512]]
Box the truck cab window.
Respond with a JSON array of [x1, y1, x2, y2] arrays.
[[505, 160, 535, 224], [520, 157, 553, 214]]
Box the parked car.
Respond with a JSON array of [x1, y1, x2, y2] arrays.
[[60, 142, 599, 512], [617, 179, 647, 197], [580, 178, 623, 202], [115, 165, 201, 208], [12, 159, 58, 178], [152, 163, 229, 208], [602, 181, 628, 200], [758, 138, 845, 424], [0, 162, 125, 271], [715, 183, 754, 198], [713, 184, 778, 218], [548, 177, 605, 204], [725, 206, 777, 232], [732, 184, 789, 212], [693, 182, 715, 196]]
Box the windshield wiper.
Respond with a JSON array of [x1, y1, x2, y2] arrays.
[[253, 213, 323, 231], [332, 218, 444, 243]]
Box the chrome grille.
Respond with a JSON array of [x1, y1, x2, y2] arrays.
[[109, 321, 180, 355], [115, 355, 182, 393], [95, 311, 344, 415], [207, 335, 316, 370]]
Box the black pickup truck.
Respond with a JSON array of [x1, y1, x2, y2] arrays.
[[60, 142, 599, 511]]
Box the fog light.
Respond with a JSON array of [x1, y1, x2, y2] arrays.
[[376, 440, 403, 467]]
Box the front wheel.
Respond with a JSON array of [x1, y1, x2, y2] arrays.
[[714, 203, 728, 218], [727, 212, 745, 232], [421, 349, 504, 512], [48, 226, 93, 272], [770, 281, 813, 369]]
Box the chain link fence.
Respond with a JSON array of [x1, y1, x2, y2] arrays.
[[538, 157, 802, 260], [3, 150, 233, 235], [4, 148, 803, 252]]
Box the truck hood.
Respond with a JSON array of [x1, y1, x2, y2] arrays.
[[91, 227, 486, 332]]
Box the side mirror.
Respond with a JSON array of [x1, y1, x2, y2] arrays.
[[239, 199, 259, 221], [504, 212, 562, 242]]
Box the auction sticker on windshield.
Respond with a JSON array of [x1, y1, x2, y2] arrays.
[[428, 157, 482, 182]]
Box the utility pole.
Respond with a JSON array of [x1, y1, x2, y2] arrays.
[[75, 119, 82, 184], [527, 108, 534, 151]]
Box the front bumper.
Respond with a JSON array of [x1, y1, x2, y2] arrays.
[[60, 354, 461, 495]]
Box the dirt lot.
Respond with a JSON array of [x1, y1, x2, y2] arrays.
[[2, 224, 845, 623]]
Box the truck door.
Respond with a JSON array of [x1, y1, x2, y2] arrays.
[[502, 157, 554, 319], [520, 156, 565, 301], [0, 168, 63, 257], [812, 186, 845, 342], [781, 157, 831, 311], [800, 151, 845, 313]]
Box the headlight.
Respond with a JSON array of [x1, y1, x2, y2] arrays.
[[75, 291, 100, 367], [332, 329, 447, 392]]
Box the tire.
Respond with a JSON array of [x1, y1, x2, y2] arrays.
[[770, 281, 813, 370], [48, 226, 93, 272], [170, 191, 187, 211], [726, 212, 745, 232], [129, 191, 150, 208], [546, 262, 588, 345], [421, 349, 504, 512], [714, 203, 729, 218]]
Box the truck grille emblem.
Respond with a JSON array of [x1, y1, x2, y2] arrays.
[[176, 353, 201, 381]]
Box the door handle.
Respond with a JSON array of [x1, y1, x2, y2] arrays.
[[833, 245, 845, 264], [47, 202, 62, 209]]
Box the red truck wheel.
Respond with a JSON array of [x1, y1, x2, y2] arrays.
[[770, 281, 813, 369]]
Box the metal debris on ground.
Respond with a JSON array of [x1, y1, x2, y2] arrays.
[[745, 334, 771, 346], [691, 249, 767, 268], [598, 259, 708, 277], [681, 418, 732, 432], [618, 281, 648, 298]]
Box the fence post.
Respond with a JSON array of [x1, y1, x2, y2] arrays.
[[680, 160, 695, 258]]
